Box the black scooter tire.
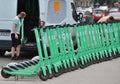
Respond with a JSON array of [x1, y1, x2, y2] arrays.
[[1, 69, 11, 78], [39, 70, 48, 81]]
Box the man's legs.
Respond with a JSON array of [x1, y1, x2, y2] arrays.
[[11, 47, 16, 60], [11, 47, 15, 57], [16, 45, 21, 57], [16, 44, 23, 60]]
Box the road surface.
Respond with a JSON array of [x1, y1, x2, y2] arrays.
[[0, 52, 120, 84]]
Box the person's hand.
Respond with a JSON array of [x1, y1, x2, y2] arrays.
[[15, 34, 18, 39]]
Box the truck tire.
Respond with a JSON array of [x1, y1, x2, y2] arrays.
[[0, 50, 5, 56]]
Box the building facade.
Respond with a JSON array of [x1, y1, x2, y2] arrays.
[[74, 0, 92, 7]]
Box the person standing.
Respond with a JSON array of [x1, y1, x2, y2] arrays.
[[40, 20, 45, 28], [97, 15, 120, 23], [11, 12, 26, 60], [97, 16, 114, 23]]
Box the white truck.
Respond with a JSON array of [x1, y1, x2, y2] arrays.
[[0, 0, 82, 56]]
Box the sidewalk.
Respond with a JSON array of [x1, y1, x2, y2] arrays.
[[0, 58, 120, 84]]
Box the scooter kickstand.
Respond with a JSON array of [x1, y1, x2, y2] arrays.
[[15, 76, 18, 81], [21, 76, 24, 79]]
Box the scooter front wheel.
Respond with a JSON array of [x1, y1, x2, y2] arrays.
[[1, 69, 11, 78], [38, 70, 48, 81]]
